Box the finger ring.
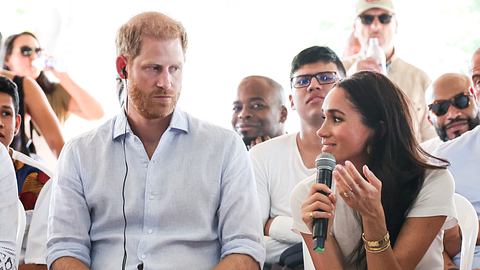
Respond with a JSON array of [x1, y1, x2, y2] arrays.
[[343, 191, 349, 198], [309, 212, 314, 219]]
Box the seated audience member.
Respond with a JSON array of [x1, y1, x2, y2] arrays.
[[430, 70, 480, 270], [472, 48, 480, 97], [250, 46, 346, 269], [431, 124, 480, 270], [0, 76, 52, 270], [291, 71, 455, 270], [0, 144, 18, 269], [343, 0, 435, 142], [422, 73, 479, 152], [47, 11, 264, 270], [232, 75, 287, 149]]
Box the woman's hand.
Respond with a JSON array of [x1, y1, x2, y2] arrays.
[[301, 183, 336, 233], [334, 160, 383, 219]]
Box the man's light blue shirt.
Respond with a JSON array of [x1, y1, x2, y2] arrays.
[[47, 109, 265, 269]]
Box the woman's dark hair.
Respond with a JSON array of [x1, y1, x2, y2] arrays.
[[0, 76, 20, 114], [337, 71, 448, 267], [290, 46, 346, 78]]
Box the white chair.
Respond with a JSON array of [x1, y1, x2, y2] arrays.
[[16, 199, 26, 267], [454, 193, 479, 270]]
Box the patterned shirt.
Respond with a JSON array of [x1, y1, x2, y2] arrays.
[[9, 148, 51, 210]]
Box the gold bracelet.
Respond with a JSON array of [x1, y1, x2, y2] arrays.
[[362, 231, 390, 249], [365, 241, 391, 253]]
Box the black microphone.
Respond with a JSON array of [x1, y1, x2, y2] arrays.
[[313, 152, 336, 253]]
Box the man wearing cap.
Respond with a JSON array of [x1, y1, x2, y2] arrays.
[[343, 0, 436, 143]]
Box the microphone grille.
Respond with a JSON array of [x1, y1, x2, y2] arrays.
[[315, 152, 336, 170]]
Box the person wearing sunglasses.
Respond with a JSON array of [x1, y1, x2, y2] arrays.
[[342, 0, 436, 144], [423, 73, 479, 148], [3, 32, 103, 125], [426, 77, 480, 270], [249, 46, 346, 269], [0, 34, 64, 165]]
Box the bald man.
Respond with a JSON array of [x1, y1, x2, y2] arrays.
[[232, 76, 287, 149], [422, 73, 479, 151], [471, 48, 480, 98]]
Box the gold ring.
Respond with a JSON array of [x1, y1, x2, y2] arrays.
[[309, 212, 314, 219], [343, 191, 349, 198]]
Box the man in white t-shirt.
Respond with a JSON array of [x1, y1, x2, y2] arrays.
[[249, 46, 346, 269], [422, 73, 479, 153], [0, 144, 18, 268], [431, 125, 480, 269]]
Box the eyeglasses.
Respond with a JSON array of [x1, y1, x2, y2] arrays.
[[291, 71, 339, 89], [19, 46, 43, 57], [428, 92, 471, 116], [358, 13, 394, 25]]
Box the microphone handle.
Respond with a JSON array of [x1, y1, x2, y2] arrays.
[[312, 169, 332, 253]]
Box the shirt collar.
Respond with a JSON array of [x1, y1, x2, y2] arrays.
[[112, 108, 189, 140]]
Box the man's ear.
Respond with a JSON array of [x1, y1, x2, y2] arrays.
[[14, 114, 21, 136], [279, 106, 288, 123], [116, 56, 128, 79], [289, 94, 296, 111]]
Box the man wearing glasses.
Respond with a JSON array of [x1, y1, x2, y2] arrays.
[[249, 46, 345, 269], [343, 0, 435, 143]]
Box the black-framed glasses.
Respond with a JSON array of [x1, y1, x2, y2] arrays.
[[290, 71, 339, 89], [428, 92, 471, 116], [358, 13, 394, 25], [20, 46, 43, 57]]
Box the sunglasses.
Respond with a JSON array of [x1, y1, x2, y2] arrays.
[[428, 92, 471, 116], [358, 13, 394, 25], [291, 71, 339, 89], [19, 46, 43, 57]]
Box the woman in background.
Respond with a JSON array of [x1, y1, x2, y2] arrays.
[[3, 31, 103, 123]]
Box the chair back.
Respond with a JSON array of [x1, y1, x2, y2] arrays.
[[454, 193, 479, 270]]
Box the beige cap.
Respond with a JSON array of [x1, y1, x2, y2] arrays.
[[356, 0, 395, 16]]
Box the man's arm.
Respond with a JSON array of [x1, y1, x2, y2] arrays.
[[51, 257, 89, 270], [213, 254, 260, 270]]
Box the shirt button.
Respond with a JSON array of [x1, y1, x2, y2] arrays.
[[149, 195, 154, 200], [141, 254, 146, 259], [148, 229, 153, 234]]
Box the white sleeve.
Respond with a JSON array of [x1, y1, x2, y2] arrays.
[[290, 175, 315, 235], [407, 169, 457, 229], [269, 216, 302, 243], [249, 148, 271, 228], [24, 180, 52, 264]]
